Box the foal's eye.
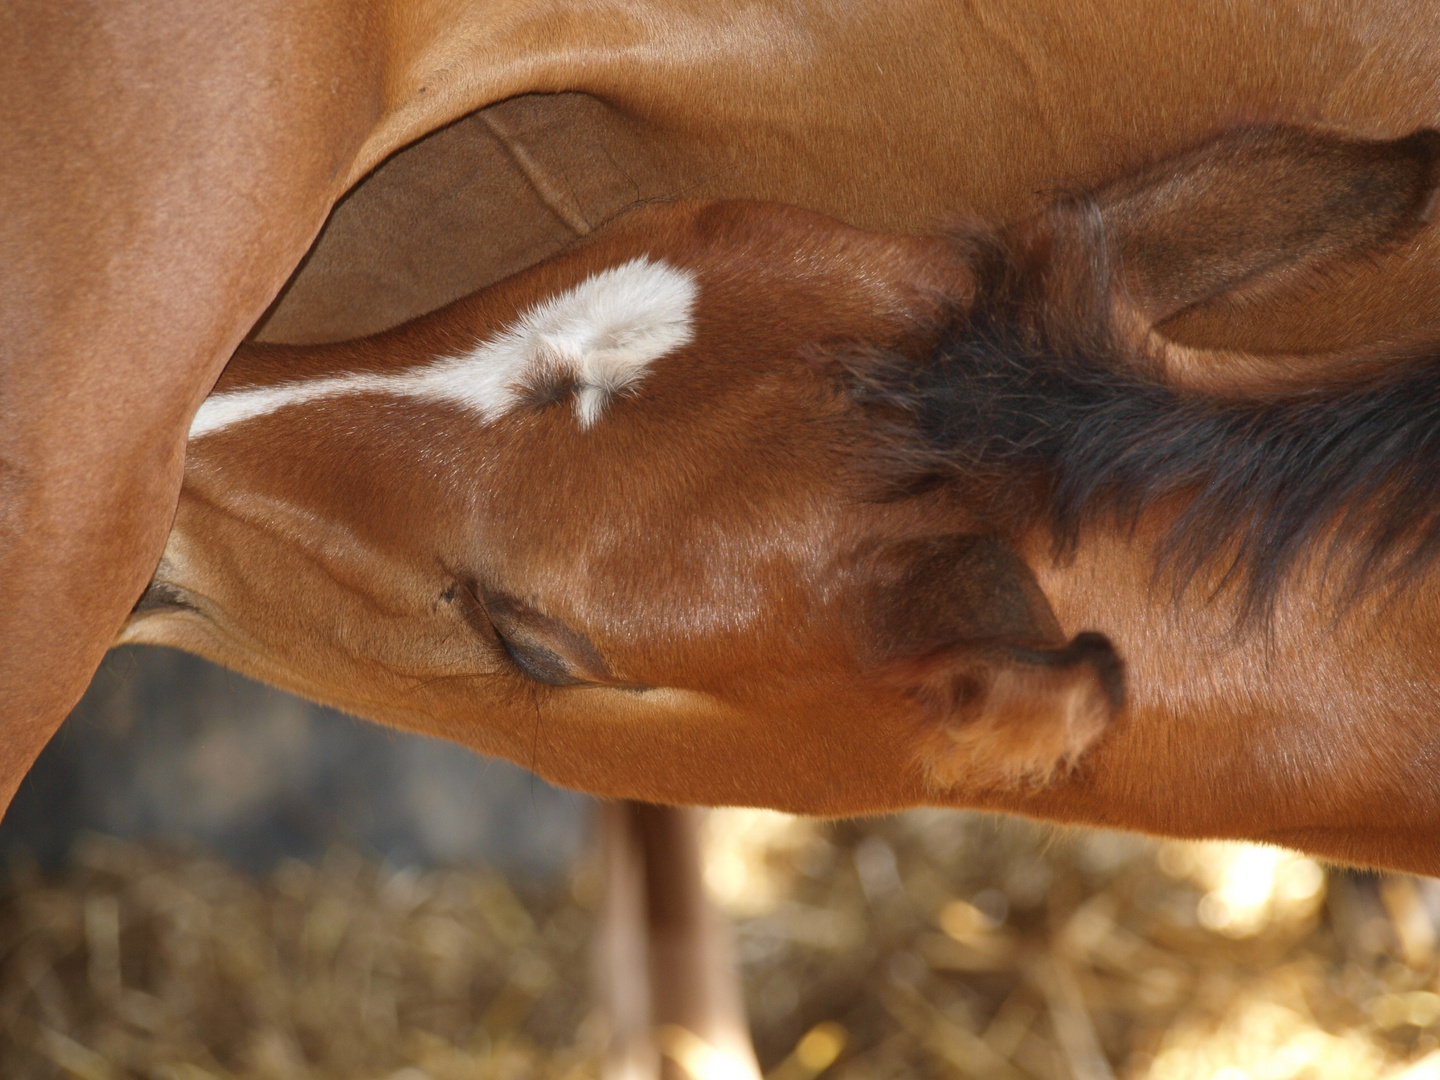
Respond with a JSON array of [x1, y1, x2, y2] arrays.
[[451, 580, 611, 687], [493, 633, 594, 687]]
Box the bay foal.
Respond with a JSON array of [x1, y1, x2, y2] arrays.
[[124, 125, 1440, 1069], [16, 0, 1440, 815]]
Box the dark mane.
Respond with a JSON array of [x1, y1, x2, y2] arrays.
[[854, 225, 1440, 622]]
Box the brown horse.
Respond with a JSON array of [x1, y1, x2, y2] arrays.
[[116, 122, 1440, 1070], [99, 121, 1440, 1075], [116, 121, 1439, 840], [9, 0, 1440, 823], [10, 4, 1440, 1070]]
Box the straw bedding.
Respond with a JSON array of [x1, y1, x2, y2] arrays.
[[3, 811, 1439, 1080]]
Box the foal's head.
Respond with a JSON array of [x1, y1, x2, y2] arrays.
[[124, 124, 1440, 814]]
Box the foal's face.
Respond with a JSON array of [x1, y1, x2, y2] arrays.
[[119, 123, 1440, 873], [123, 202, 1119, 812]]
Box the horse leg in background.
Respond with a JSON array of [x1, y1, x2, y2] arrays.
[[598, 800, 658, 1080], [597, 801, 761, 1080]]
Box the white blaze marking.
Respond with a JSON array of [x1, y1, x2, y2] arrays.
[[190, 257, 698, 439]]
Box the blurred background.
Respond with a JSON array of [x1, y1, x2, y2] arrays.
[[4, 645, 1440, 1080], [0, 647, 589, 879]]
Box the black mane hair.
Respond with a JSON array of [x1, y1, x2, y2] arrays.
[[853, 224, 1440, 623]]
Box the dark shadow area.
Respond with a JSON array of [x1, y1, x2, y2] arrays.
[[0, 646, 591, 879]]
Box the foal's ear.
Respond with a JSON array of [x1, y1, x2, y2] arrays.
[[1040, 125, 1440, 328], [865, 536, 1124, 789]]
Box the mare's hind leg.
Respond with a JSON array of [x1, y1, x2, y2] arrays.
[[597, 801, 761, 1080], [1095, 125, 1440, 325], [1014, 125, 1440, 393]]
